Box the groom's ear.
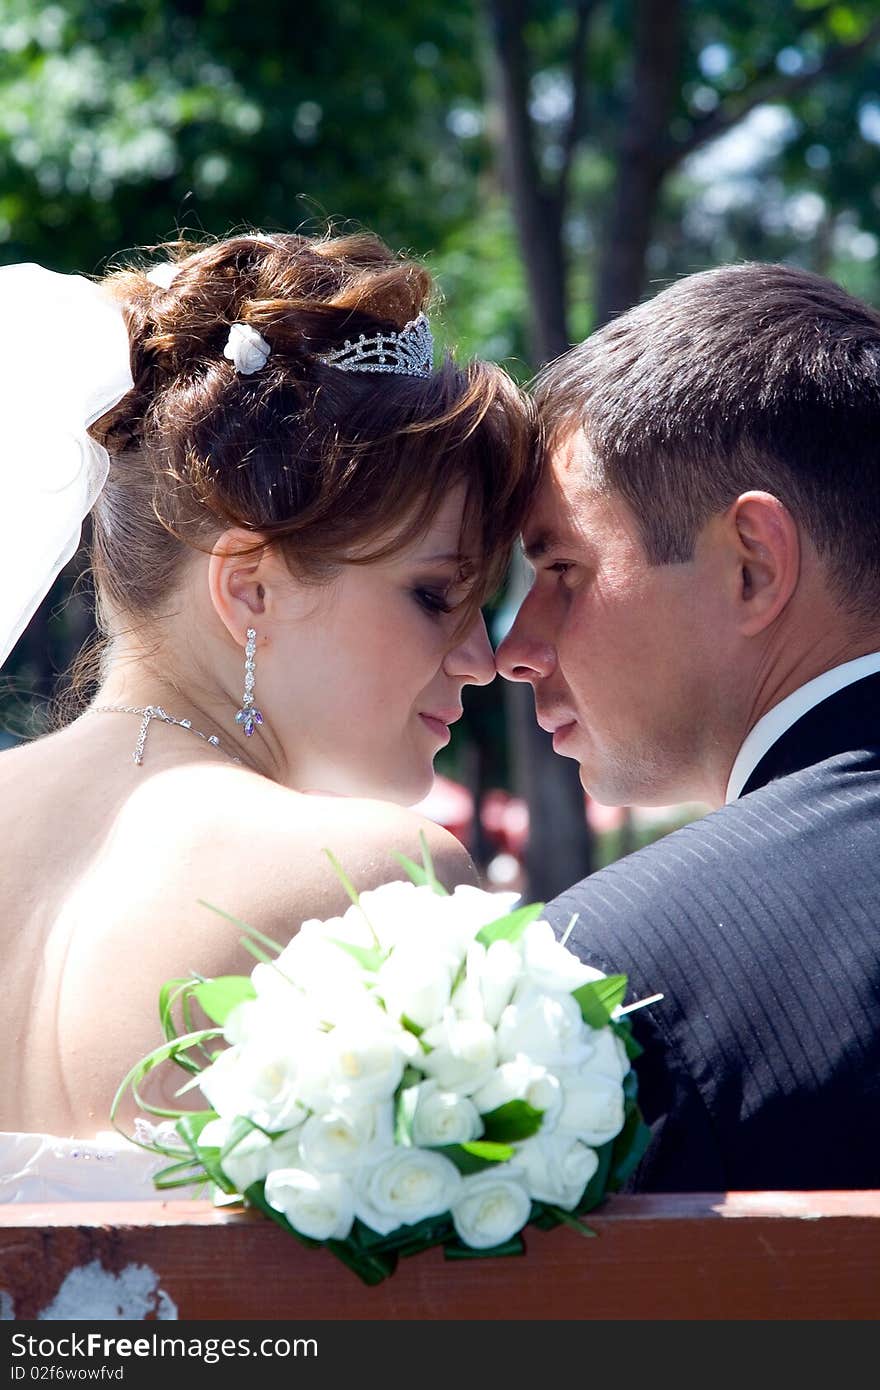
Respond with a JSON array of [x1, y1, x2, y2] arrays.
[[727, 491, 800, 636]]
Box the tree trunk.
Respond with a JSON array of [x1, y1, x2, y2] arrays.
[[483, 1, 593, 896], [483, 0, 569, 362], [594, 0, 683, 327]]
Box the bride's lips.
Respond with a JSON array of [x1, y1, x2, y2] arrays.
[[419, 710, 460, 745]]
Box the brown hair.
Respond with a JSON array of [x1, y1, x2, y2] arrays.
[[89, 230, 539, 637], [534, 262, 880, 619]]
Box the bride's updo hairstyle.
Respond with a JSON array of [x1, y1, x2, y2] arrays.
[[88, 230, 538, 636]]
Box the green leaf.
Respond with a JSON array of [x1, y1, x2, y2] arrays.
[[544, 1205, 598, 1238], [322, 849, 361, 906], [418, 829, 449, 896], [394, 1084, 420, 1147], [572, 973, 628, 1028], [327, 937, 386, 972], [175, 1114, 237, 1195], [196, 899, 284, 955], [480, 1099, 544, 1144], [435, 1140, 515, 1175], [152, 1158, 213, 1192], [192, 975, 257, 1025], [609, 1102, 652, 1190], [176, 1110, 220, 1148], [218, 1114, 264, 1161], [158, 977, 192, 1036], [574, 1140, 614, 1215], [110, 1027, 223, 1130], [245, 1184, 397, 1285], [443, 1234, 526, 1260], [393, 851, 432, 887], [239, 938, 275, 966], [611, 1016, 644, 1062], [475, 900, 545, 948]]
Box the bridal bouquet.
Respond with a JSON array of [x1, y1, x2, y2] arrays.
[[115, 846, 652, 1285]]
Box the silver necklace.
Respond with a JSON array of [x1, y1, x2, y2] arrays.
[[93, 703, 242, 766]]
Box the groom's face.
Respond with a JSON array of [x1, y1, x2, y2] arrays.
[[496, 430, 729, 807]]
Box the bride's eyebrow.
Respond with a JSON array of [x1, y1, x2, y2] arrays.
[[416, 551, 463, 564]]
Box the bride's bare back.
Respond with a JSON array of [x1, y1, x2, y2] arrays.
[[0, 718, 476, 1137], [0, 231, 537, 1145]]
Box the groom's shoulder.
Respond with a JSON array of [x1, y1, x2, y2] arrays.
[[545, 754, 880, 977]]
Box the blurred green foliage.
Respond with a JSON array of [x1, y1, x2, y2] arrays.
[[2, 0, 880, 796]]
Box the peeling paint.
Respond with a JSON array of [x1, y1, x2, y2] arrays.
[[33, 1260, 178, 1321]]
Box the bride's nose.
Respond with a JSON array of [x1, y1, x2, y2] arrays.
[[444, 612, 495, 686]]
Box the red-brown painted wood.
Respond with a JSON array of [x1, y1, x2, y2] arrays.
[[2, 1192, 878, 1320]]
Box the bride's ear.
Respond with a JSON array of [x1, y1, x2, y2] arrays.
[[207, 527, 276, 642]]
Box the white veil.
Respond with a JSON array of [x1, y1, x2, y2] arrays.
[[0, 263, 133, 669]]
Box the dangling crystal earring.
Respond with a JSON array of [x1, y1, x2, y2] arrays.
[[234, 627, 264, 737]]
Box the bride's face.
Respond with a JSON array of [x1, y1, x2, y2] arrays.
[[265, 486, 495, 802]]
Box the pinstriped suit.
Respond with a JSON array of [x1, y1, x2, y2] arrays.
[[543, 672, 880, 1191]]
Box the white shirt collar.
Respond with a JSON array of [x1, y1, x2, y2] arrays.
[[725, 651, 880, 803]]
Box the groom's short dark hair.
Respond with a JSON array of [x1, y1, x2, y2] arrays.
[[534, 262, 880, 619]]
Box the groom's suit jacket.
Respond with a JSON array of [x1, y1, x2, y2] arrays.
[[543, 672, 880, 1191]]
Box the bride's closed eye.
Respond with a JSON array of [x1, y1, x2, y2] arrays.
[[414, 586, 454, 616]]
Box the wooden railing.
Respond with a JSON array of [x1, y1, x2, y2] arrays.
[[2, 1191, 879, 1320]]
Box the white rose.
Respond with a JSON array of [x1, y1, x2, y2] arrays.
[[582, 1026, 631, 1083], [521, 920, 608, 994], [451, 1170, 532, 1249], [223, 321, 270, 375], [472, 1057, 562, 1131], [377, 941, 453, 1030], [199, 1118, 301, 1196], [555, 1071, 626, 1146], [410, 1081, 483, 1146], [496, 988, 593, 1068], [512, 1133, 599, 1209], [264, 1167, 355, 1241], [338, 882, 432, 954], [296, 1104, 385, 1174], [355, 1147, 462, 1236], [297, 1014, 409, 1111], [222, 995, 311, 1046], [452, 938, 522, 1026], [197, 1040, 308, 1132], [439, 885, 522, 955], [258, 931, 375, 1027], [418, 1010, 498, 1094]]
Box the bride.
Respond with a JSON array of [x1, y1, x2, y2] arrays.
[[0, 229, 537, 1195]]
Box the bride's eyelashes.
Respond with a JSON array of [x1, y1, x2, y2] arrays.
[[413, 586, 454, 617]]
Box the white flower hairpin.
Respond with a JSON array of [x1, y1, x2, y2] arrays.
[[223, 322, 271, 376], [146, 262, 180, 290]]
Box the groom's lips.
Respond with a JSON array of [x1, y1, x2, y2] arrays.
[[537, 710, 578, 749]]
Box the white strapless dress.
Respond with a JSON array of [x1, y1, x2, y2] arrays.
[[0, 1124, 193, 1203]]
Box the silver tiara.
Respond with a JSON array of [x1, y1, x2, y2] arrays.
[[317, 313, 433, 377]]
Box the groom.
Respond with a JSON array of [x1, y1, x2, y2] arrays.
[[497, 262, 880, 1191]]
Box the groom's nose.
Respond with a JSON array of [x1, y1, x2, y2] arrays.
[[495, 605, 556, 684]]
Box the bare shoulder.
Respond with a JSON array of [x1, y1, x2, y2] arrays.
[[114, 762, 479, 942]]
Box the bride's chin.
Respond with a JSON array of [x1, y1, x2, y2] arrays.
[[382, 761, 437, 809]]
